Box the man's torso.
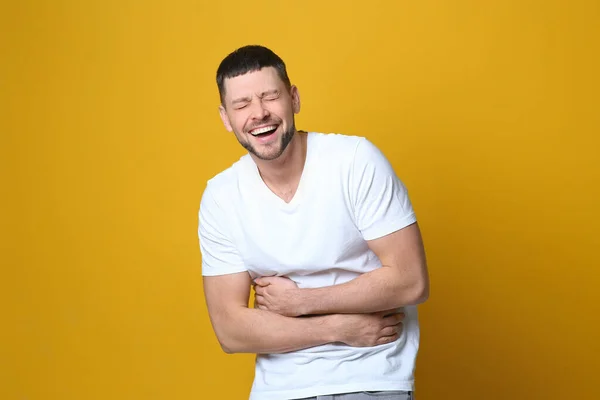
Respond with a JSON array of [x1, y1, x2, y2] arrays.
[[204, 132, 419, 400]]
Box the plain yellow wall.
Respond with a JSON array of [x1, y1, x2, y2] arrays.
[[2, 1, 599, 399]]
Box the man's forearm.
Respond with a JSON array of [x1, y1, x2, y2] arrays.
[[294, 265, 428, 316], [216, 306, 335, 354]]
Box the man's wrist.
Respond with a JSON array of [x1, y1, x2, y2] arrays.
[[319, 314, 341, 343], [291, 288, 311, 316]]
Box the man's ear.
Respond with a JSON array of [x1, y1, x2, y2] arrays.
[[290, 85, 301, 114], [219, 105, 233, 132]]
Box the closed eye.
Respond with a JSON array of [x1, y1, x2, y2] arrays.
[[233, 103, 249, 110], [261, 90, 280, 101]]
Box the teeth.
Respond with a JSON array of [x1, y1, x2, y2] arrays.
[[250, 125, 277, 136]]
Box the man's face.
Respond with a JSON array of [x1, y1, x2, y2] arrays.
[[219, 67, 300, 161]]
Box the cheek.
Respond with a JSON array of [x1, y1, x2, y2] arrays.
[[230, 114, 249, 132], [271, 104, 294, 121]]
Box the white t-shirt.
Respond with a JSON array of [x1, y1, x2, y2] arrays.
[[198, 132, 420, 400]]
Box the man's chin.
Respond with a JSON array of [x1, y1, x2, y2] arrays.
[[251, 146, 284, 161]]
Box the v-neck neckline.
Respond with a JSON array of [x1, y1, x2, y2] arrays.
[[249, 132, 315, 209]]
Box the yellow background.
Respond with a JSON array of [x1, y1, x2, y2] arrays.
[[2, 1, 599, 399]]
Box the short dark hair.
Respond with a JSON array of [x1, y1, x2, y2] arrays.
[[216, 45, 291, 105]]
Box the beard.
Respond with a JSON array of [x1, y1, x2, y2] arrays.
[[237, 121, 296, 161]]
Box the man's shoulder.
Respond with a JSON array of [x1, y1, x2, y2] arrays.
[[309, 131, 371, 161], [310, 131, 367, 148], [202, 154, 250, 201], [309, 131, 383, 165]]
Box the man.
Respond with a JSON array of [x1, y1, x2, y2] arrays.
[[198, 44, 429, 400]]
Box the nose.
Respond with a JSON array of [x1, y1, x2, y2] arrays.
[[249, 98, 270, 121]]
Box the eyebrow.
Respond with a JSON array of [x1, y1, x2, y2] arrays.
[[260, 90, 279, 97]]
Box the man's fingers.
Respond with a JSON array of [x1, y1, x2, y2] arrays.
[[374, 309, 402, 317], [376, 333, 399, 345], [382, 313, 405, 326], [381, 322, 403, 337], [380, 326, 395, 337], [254, 278, 268, 287], [254, 277, 275, 287]]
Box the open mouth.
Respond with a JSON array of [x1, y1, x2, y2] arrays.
[[249, 125, 278, 137]]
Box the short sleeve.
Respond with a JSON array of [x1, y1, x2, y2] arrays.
[[198, 184, 247, 276], [351, 138, 417, 241]]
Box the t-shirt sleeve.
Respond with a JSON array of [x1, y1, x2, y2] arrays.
[[351, 137, 417, 241], [198, 183, 248, 276]]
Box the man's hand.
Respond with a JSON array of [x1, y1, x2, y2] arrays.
[[254, 276, 302, 317], [331, 310, 405, 347]]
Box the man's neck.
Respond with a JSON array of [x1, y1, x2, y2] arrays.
[[253, 131, 307, 201]]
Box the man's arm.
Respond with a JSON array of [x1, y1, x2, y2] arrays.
[[255, 222, 428, 316], [204, 271, 405, 354], [199, 174, 405, 354], [204, 271, 333, 354]]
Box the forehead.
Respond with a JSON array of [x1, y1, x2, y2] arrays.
[[223, 67, 286, 100]]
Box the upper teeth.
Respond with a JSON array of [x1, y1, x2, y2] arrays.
[[250, 126, 276, 136]]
